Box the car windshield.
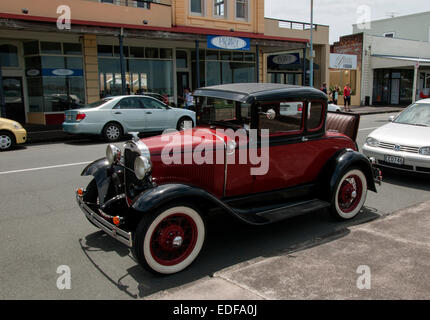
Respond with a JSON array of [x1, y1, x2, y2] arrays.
[[394, 103, 430, 127], [82, 98, 114, 109], [197, 97, 251, 129]]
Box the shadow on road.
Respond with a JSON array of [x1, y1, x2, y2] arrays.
[[379, 168, 430, 191], [79, 206, 380, 299]]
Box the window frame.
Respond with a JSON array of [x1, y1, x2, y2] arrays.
[[214, 0, 227, 19], [189, 0, 205, 16], [235, 0, 249, 21], [256, 100, 305, 139], [383, 32, 395, 38], [305, 100, 326, 133]]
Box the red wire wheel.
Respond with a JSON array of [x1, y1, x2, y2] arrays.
[[332, 169, 367, 220], [149, 213, 198, 266]]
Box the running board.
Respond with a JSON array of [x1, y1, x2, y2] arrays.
[[233, 199, 330, 225]]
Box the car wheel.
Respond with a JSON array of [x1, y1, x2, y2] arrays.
[[133, 204, 205, 275], [102, 122, 122, 142], [330, 168, 368, 220], [177, 117, 193, 131], [0, 131, 15, 151]]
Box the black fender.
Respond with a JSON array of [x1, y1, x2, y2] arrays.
[[81, 157, 112, 206], [131, 183, 265, 225], [319, 148, 377, 202]]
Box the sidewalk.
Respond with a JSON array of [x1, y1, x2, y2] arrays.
[[23, 105, 404, 144], [147, 200, 430, 300]]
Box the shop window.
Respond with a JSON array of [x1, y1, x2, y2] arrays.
[[176, 50, 188, 69], [235, 0, 248, 20], [114, 46, 129, 57], [160, 48, 172, 59], [98, 45, 113, 56], [41, 42, 62, 55], [220, 51, 231, 61], [23, 41, 39, 55], [130, 47, 145, 58], [63, 43, 82, 55], [0, 44, 19, 67], [232, 52, 244, 61], [206, 50, 219, 60], [145, 48, 159, 59], [190, 0, 204, 15], [329, 70, 356, 95], [214, 0, 227, 18], [244, 52, 255, 62]]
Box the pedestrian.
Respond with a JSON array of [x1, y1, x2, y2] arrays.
[[184, 88, 195, 110], [321, 82, 327, 94], [343, 84, 351, 112], [333, 85, 339, 105]]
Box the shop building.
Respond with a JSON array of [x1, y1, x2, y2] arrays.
[[0, 0, 330, 125]]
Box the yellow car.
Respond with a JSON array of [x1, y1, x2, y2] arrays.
[[0, 117, 27, 151]]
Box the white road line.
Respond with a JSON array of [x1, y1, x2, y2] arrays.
[[0, 161, 92, 175], [359, 126, 380, 131]]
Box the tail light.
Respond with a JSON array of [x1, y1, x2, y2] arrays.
[[76, 113, 86, 121], [298, 104, 303, 112]]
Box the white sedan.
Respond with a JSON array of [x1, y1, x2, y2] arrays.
[[363, 99, 430, 174], [63, 95, 196, 142]]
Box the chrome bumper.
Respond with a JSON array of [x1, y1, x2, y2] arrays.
[[76, 189, 132, 247]]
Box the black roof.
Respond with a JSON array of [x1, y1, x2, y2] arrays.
[[193, 83, 328, 104]]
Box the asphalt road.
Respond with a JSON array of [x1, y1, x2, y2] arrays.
[[0, 112, 429, 299]]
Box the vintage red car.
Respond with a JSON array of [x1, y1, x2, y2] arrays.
[[76, 83, 382, 275]]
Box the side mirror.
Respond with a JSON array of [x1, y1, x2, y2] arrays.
[[388, 115, 395, 122]]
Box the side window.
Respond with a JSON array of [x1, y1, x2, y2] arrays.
[[307, 102, 324, 131], [115, 97, 143, 109], [141, 97, 166, 109], [258, 102, 303, 135]]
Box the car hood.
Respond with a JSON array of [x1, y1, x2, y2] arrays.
[[141, 126, 233, 155], [0, 117, 22, 127], [369, 122, 430, 147]]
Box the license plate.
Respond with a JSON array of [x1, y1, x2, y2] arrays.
[[384, 155, 404, 165]]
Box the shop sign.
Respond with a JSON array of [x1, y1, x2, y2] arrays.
[[270, 53, 301, 65], [41, 68, 84, 77], [26, 69, 41, 77], [330, 53, 357, 70], [207, 35, 250, 51]]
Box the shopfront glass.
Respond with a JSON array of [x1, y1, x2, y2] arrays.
[[24, 41, 85, 112], [98, 45, 173, 99], [191, 49, 255, 89], [373, 69, 413, 105]]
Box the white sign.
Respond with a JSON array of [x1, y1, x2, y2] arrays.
[[209, 36, 248, 50], [330, 53, 358, 70], [52, 69, 75, 76], [272, 54, 299, 65]]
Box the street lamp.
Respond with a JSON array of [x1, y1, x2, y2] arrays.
[[309, 0, 314, 88]]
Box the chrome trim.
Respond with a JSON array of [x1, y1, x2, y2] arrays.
[[100, 193, 126, 210], [76, 190, 132, 247], [123, 139, 151, 159]]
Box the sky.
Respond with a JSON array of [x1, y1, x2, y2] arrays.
[[265, 0, 430, 43]]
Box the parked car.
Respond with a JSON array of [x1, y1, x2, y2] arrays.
[[328, 103, 342, 112], [76, 83, 381, 275], [363, 99, 430, 173], [0, 117, 27, 151], [142, 92, 170, 105], [63, 95, 196, 142]]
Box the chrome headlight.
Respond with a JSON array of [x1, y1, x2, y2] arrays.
[[106, 144, 121, 164], [419, 147, 430, 156], [134, 156, 152, 180], [366, 137, 379, 147]]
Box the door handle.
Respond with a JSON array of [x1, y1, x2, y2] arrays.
[[301, 136, 309, 142], [146, 112, 152, 114], [114, 112, 122, 114]]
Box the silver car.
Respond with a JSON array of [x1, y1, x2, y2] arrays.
[[63, 95, 196, 142], [363, 99, 430, 174]]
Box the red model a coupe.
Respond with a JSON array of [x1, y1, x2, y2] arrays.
[[76, 83, 381, 274]]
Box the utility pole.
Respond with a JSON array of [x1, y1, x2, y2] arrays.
[[119, 28, 127, 95], [309, 0, 314, 88], [0, 57, 5, 118]]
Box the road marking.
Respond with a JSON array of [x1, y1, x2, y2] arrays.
[[359, 127, 380, 131], [0, 161, 92, 175]]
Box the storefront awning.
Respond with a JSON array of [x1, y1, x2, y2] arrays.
[[371, 54, 430, 66]]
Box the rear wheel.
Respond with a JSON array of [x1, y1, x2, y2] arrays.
[[0, 131, 15, 151], [330, 168, 367, 220], [102, 122, 122, 142], [133, 204, 205, 275], [177, 117, 193, 131]]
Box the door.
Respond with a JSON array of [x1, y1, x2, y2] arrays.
[[390, 79, 400, 104], [111, 97, 148, 131], [2, 77, 25, 123], [140, 97, 173, 130], [177, 72, 190, 107]]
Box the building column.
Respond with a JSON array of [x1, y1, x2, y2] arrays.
[[82, 34, 100, 104]]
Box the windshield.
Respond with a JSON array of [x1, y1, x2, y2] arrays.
[[394, 103, 430, 127], [197, 97, 251, 128], [82, 98, 114, 109]]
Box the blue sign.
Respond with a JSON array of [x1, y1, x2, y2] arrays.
[[41, 68, 84, 77], [207, 35, 250, 51]]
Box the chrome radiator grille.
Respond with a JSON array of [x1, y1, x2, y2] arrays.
[[378, 141, 420, 154]]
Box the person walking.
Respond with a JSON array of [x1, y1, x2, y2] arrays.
[[333, 85, 339, 105], [184, 88, 195, 110], [343, 84, 352, 112], [320, 82, 327, 94]]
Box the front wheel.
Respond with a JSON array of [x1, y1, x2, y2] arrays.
[[133, 204, 205, 275], [102, 122, 122, 142], [0, 132, 15, 151], [330, 168, 368, 220], [177, 117, 193, 131]]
